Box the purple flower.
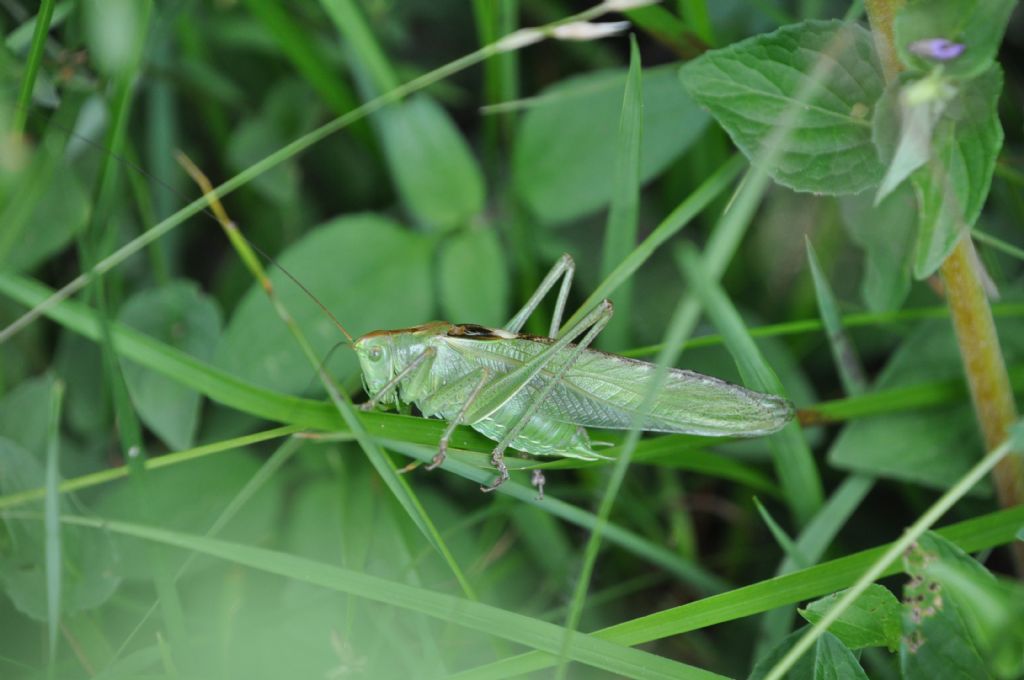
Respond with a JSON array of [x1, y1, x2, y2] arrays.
[[908, 38, 966, 62]]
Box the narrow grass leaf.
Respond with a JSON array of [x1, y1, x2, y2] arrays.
[[753, 497, 808, 569], [0, 2, 625, 345], [762, 435, 1015, 679], [514, 65, 708, 224], [805, 238, 867, 395], [43, 380, 64, 667], [320, 0, 400, 94], [559, 208, 710, 677], [244, 0, 361, 115], [57, 515, 726, 680], [11, 0, 56, 133], [558, 154, 744, 335], [677, 243, 823, 523], [384, 440, 728, 595], [450, 504, 1024, 679], [598, 34, 643, 351], [0, 426, 297, 512]]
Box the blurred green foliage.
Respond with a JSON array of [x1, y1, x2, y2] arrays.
[[1, 0, 1023, 678]]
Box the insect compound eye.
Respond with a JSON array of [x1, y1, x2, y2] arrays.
[[367, 346, 384, 362]]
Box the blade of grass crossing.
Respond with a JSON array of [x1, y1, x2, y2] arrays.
[[244, 0, 362, 115], [4, 271, 1023, 458], [556, 264, 708, 677], [108, 437, 305, 664], [382, 440, 728, 594], [597, 34, 643, 351], [752, 497, 809, 569], [12, 0, 56, 134], [677, 244, 823, 524], [805, 238, 868, 396], [449, 503, 1024, 679], [52, 515, 726, 680], [320, 0, 400, 94], [621, 302, 1024, 358], [753, 241, 874, 662], [44, 380, 65, 672], [763, 431, 1019, 679], [0, 1, 630, 345], [0, 427, 300, 512], [558, 153, 745, 337], [178, 158, 478, 601]]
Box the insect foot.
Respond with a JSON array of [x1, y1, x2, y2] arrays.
[[426, 442, 447, 471], [480, 449, 511, 493], [531, 469, 546, 500]]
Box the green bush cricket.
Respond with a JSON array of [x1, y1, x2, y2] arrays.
[[179, 159, 794, 497], [352, 254, 794, 495]]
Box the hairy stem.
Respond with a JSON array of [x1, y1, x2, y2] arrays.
[[865, 0, 1022, 558]]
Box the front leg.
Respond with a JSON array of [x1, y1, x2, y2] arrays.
[[425, 367, 490, 471], [358, 347, 435, 411]]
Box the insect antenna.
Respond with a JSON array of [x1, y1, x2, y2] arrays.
[[174, 151, 355, 346]]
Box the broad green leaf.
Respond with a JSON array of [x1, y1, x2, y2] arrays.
[[0, 438, 120, 620], [216, 214, 434, 394], [900, 533, 990, 679], [118, 280, 222, 451], [829, 318, 1024, 490], [924, 546, 1024, 679], [800, 584, 902, 651], [0, 373, 56, 455], [750, 628, 869, 679], [378, 94, 484, 229], [894, 0, 1017, 79], [514, 64, 707, 224], [679, 20, 885, 195], [839, 183, 917, 312], [438, 227, 509, 327], [55, 331, 110, 437], [92, 450, 281, 580], [225, 80, 315, 208], [82, 0, 144, 76], [908, 66, 1003, 278], [2, 167, 88, 273]]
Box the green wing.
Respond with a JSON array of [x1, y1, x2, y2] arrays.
[[443, 335, 793, 437]]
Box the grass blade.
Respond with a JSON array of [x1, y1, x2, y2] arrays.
[[805, 238, 867, 396], [677, 243, 824, 524], [762, 431, 1018, 679], [450, 503, 1024, 678], [558, 153, 744, 336], [43, 380, 65, 671], [12, 0, 56, 134], [178, 158, 478, 602], [0, 1, 626, 345], [54, 515, 727, 680], [598, 34, 643, 351]]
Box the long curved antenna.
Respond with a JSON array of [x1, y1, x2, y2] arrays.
[[174, 151, 354, 346]]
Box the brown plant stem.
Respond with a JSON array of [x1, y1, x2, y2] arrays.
[[864, 0, 1022, 564], [942, 240, 1023, 508]]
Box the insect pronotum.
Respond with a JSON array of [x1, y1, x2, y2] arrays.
[[180, 158, 794, 498]]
